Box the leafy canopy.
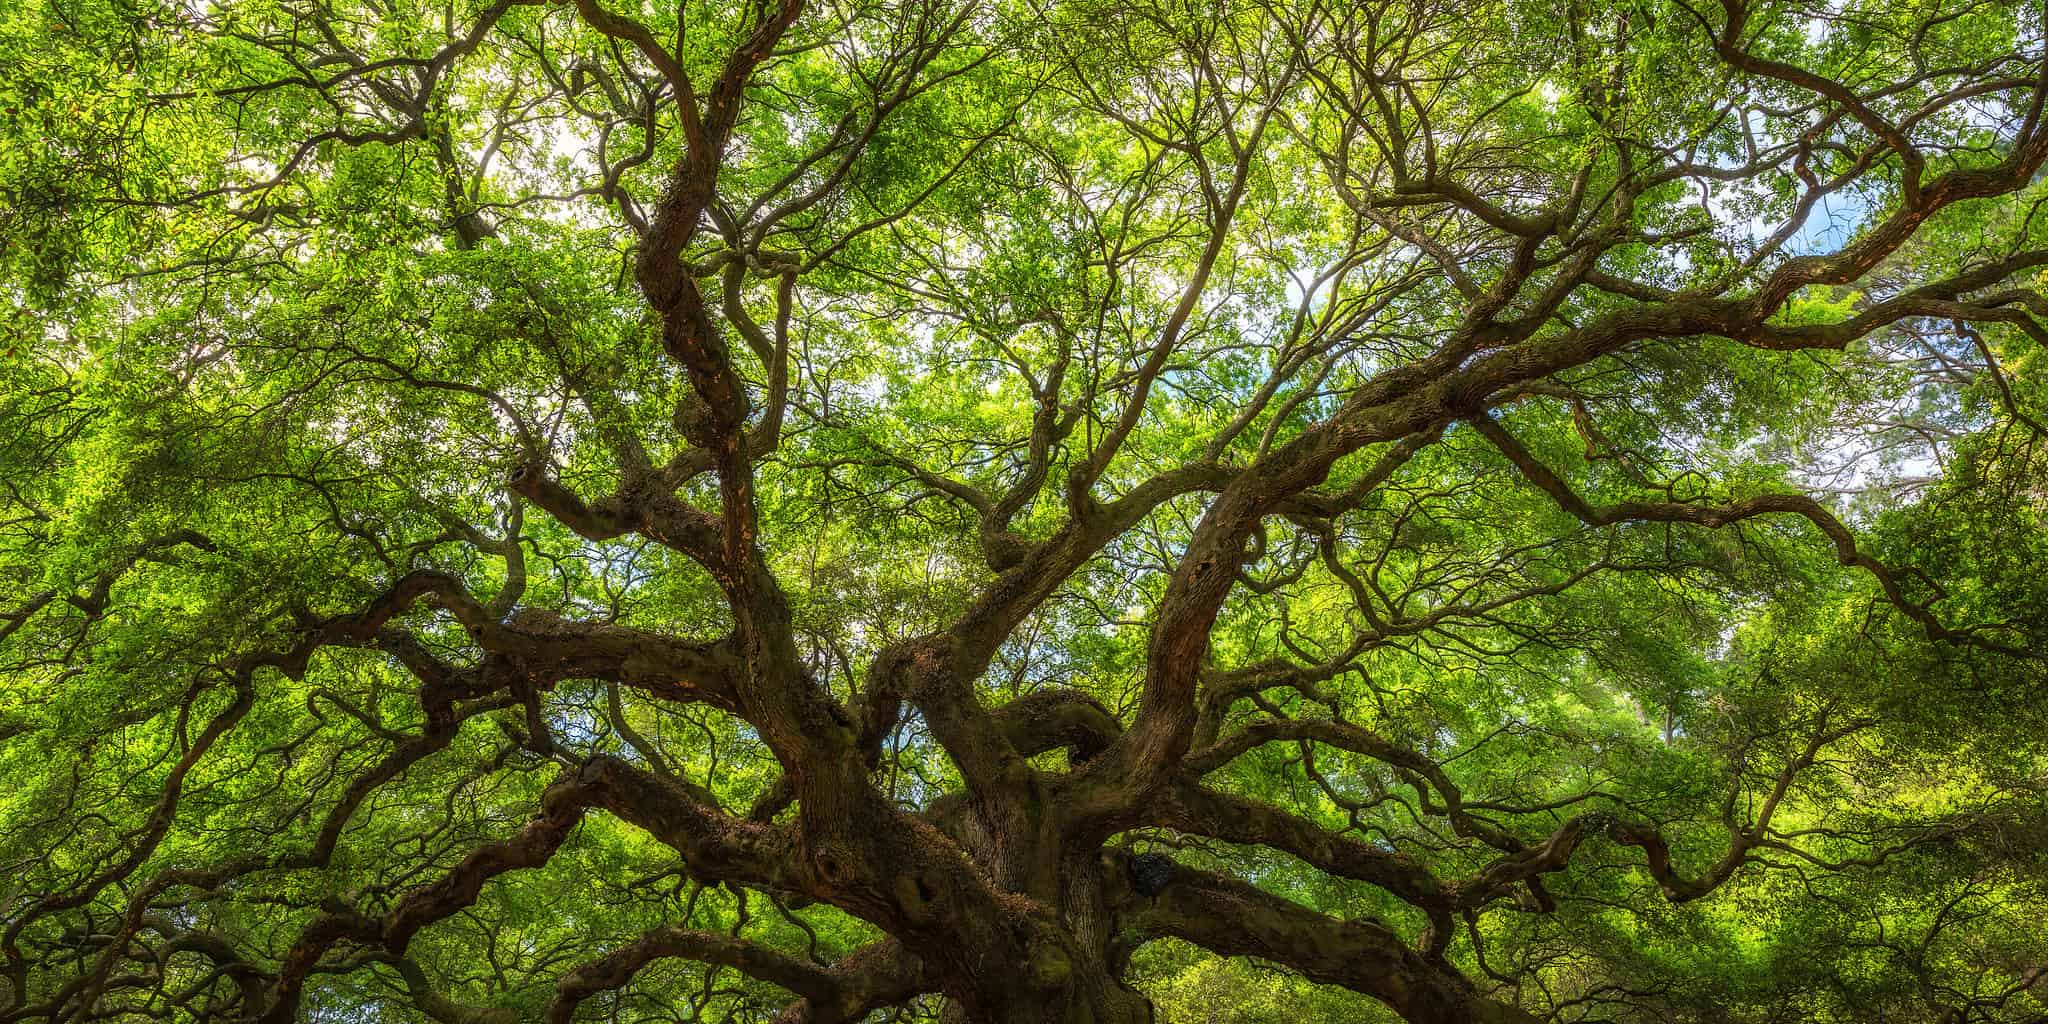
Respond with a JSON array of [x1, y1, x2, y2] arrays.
[[3, 0, 2048, 1022]]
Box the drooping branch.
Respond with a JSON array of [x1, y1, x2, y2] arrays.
[[574, 754, 809, 892], [1185, 716, 1526, 854], [1466, 412, 2028, 654], [3, 563, 753, 1020], [1127, 856, 1537, 1024], [384, 955, 521, 1024], [0, 529, 216, 644], [258, 767, 598, 1024], [548, 924, 842, 1024], [767, 940, 933, 1024], [1148, 780, 1448, 914], [251, 743, 808, 1022]]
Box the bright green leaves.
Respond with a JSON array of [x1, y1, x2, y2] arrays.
[[5, 0, 2048, 1021]]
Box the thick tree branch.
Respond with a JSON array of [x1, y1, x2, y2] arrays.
[[1130, 857, 1537, 1024]]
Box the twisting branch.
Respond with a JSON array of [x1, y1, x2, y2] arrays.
[[1126, 855, 1537, 1024], [548, 924, 841, 1024], [1466, 412, 2028, 654]]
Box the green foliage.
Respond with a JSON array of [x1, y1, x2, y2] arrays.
[[4, 0, 2048, 1021]]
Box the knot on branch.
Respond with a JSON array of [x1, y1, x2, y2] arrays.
[[1127, 852, 1175, 897], [672, 395, 719, 447], [504, 459, 542, 493], [980, 527, 1031, 572]]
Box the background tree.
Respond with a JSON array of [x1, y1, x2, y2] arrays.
[[4, 0, 2048, 1021]]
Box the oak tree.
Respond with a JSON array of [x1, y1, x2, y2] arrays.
[[4, 0, 2048, 1021]]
